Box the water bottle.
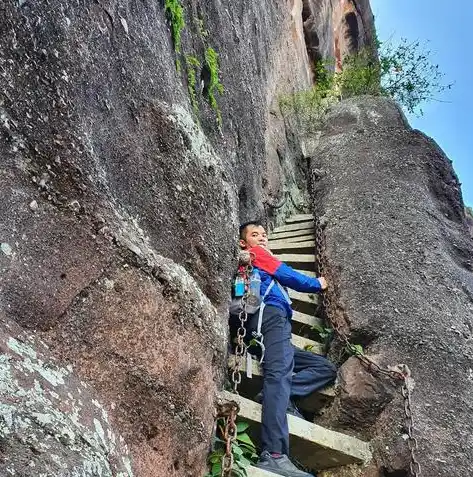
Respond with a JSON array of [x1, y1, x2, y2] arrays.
[[234, 275, 245, 297], [248, 269, 261, 306]]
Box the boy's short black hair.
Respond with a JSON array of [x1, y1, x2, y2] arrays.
[[239, 220, 264, 239]]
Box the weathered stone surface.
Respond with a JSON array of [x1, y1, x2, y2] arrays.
[[0, 316, 132, 476], [43, 255, 226, 477], [0, 0, 376, 475], [309, 96, 473, 476], [316, 357, 397, 438]]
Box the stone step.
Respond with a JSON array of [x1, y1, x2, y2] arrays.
[[293, 269, 316, 278], [290, 292, 318, 316], [270, 235, 315, 245], [274, 254, 315, 272], [288, 289, 318, 305], [247, 466, 275, 477], [269, 229, 315, 241], [272, 221, 314, 234], [275, 254, 315, 264], [291, 334, 324, 353], [292, 310, 323, 328], [269, 239, 315, 254], [218, 391, 372, 470], [284, 214, 314, 223]]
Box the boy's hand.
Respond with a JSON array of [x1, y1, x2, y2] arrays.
[[318, 277, 328, 290]]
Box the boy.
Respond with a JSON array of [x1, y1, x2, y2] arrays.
[[238, 220, 337, 477]]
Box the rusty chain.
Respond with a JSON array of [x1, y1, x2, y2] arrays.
[[216, 401, 239, 476], [314, 216, 421, 477], [218, 259, 253, 477]]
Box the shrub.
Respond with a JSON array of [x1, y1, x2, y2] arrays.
[[280, 38, 452, 130]]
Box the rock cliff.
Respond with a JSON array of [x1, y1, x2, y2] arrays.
[[1, 0, 472, 476], [308, 97, 473, 477]]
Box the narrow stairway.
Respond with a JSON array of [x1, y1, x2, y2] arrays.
[[225, 214, 372, 475]]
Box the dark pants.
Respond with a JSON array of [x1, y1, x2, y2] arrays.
[[253, 306, 337, 455]]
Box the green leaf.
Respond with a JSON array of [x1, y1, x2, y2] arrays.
[[347, 343, 364, 356], [231, 444, 243, 456], [236, 432, 255, 446], [231, 467, 247, 477], [211, 461, 222, 475], [238, 456, 252, 468], [209, 450, 224, 463], [236, 421, 250, 433]]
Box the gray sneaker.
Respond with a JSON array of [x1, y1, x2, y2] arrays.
[[254, 451, 315, 477]]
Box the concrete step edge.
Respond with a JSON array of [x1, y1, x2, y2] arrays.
[[292, 310, 323, 327], [218, 391, 372, 470], [272, 222, 314, 234], [247, 465, 281, 477], [291, 334, 324, 353], [274, 254, 316, 264], [288, 289, 319, 305], [269, 229, 316, 240], [269, 240, 315, 251], [284, 214, 314, 223]]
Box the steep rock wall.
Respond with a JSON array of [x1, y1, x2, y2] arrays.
[[0, 0, 374, 476], [308, 97, 473, 476]]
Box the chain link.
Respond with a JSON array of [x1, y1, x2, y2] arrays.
[[216, 401, 239, 476], [314, 216, 421, 477], [231, 264, 252, 393], [402, 374, 422, 477], [219, 261, 253, 477]]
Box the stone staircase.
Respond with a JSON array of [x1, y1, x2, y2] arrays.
[[225, 214, 372, 475]]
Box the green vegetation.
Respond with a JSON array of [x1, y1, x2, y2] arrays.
[[279, 60, 339, 133], [196, 15, 209, 39], [165, 0, 185, 62], [186, 55, 200, 115], [311, 324, 334, 343], [346, 343, 364, 356], [466, 206, 473, 219], [205, 419, 258, 477], [163, 4, 224, 125], [204, 47, 224, 125], [280, 38, 452, 131]]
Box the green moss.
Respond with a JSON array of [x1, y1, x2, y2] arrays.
[[186, 55, 200, 115], [195, 16, 209, 39], [165, 0, 185, 55], [204, 47, 224, 126]]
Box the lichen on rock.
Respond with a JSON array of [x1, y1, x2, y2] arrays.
[[0, 318, 133, 476]]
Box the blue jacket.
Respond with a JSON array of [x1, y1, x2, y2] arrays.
[[250, 246, 322, 317]]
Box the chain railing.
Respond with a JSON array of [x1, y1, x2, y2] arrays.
[[314, 216, 421, 477], [217, 257, 253, 477]]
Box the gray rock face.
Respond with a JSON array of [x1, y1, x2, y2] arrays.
[[0, 317, 132, 476], [1, 0, 374, 475], [309, 96, 473, 476]]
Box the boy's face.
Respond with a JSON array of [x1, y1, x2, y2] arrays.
[[239, 224, 268, 249]]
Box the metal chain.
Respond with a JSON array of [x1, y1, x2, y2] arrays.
[[219, 262, 253, 477], [216, 401, 239, 476], [402, 373, 422, 477], [231, 263, 252, 393], [314, 216, 421, 477]]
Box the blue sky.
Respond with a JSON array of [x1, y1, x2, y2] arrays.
[[370, 0, 472, 207]]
